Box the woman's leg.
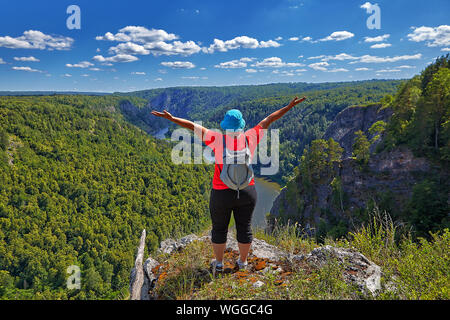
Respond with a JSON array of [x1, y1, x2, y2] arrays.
[[233, 185, 257, 263], [209, 189, 233, 263]]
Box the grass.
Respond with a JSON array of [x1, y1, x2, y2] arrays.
[[149, 208, 450, 300]]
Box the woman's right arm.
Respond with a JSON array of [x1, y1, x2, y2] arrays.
[[257, 96, 306, 129], [151, 110, 207, 140]]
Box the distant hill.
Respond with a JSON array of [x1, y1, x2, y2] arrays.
[[0, 91, 110, 96]]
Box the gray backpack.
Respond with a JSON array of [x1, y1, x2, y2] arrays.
[[219, 134, 254, 198]]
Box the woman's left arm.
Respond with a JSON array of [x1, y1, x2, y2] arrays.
[[151, 110, 208, 140]]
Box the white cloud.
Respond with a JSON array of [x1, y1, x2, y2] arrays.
[[327, 68, 349, 72], [407, 25, 450, 47], [260, 40, 281, 48], [376, 69, 401, 73], [251, 57, 304, 68], [96, 26, 178, 43], [131, 71, 146, 75], [321, 53, 359, 61], [154, 77, 163, 81], [302, 36, 313, 42], [360, 2, 373, 11], [370, 43, 391, 49], [364, 34, 390, 42], [96, 26, 201, 57], [275, 36, 283, 41], [0, 30, 73, 50], [66, 61, 94, 68], [245, 68, 258, 73], [13, 56, 39, 62], [89, 67, 101, 71], [215, 59, 247, 69], [320, 31, 354, 42], [63, 73, 72, 77], [308, 61, 329, 71], [93, 54, 139, 63], [355, 67, 371, 71], [0, 58, 6, 64], [441, 47, 450, 52], [181, 76, 199, 79], [12, 66, 42, 72], [397, 65, 415, 69], [203, 36, 280, 53], [109, 42, 150, 55], [355, 53, 422, 63], [289, 37, 299, 41], [307, 55, 326, 60], [160, 61, 195, 69]]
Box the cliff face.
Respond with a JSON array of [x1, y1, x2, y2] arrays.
[[270, 104, 433, 235], [323, 103, 392, 158]]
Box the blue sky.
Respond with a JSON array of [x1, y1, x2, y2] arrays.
[[0, 0, 449, 92]]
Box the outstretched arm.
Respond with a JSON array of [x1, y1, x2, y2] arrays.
[[151, 110, 207, 140], [258, 96, 306, 129]]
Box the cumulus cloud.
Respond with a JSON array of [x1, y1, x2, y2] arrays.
[[96, 26, 178, 43], [306, 52, 422, 68], [364, 34, 390, 42], [203, 36, 280, 53], [289, 37, 299, 41], [12, 66, 42, 72], [308, 61, 330, 71], [66, 61, 94, 68], [327, 68, 349, 72], [370, 43, 391, 49], [251, 57, 304, 68], [320, 31, 354, 42], [302, 36, 313, 42], [131, 71, 146, 75], [441, 47, 450, 52], [355, 67, 371, 71], [215, 59, 248, 69], [407, 25, 450, 47], [13, 56, 40, 62], [160, 61, 195, 69], [96, 26, 201, 57], [0, 30, 73, 50], [92, 54, 139, 63], [355, 53, 422, 63]]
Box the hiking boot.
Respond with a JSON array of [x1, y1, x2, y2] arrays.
[[236, 259, 248, 270], [210, 260, 223, 275]]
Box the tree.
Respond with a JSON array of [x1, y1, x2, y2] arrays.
[[352, 130, 371, 166]]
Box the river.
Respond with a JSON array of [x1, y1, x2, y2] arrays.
[[153, 127, 281, 228], [252, 177, 280, 228]]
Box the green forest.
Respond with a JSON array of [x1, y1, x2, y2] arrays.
[[0, 95, 213, 299]]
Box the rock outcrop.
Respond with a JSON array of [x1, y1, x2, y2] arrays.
[[270, 103, 434, 235], [323, 103, 392, 158], [129, 231, 382, 299]]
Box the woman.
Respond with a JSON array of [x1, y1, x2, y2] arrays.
[[151, 96, 306, 272]]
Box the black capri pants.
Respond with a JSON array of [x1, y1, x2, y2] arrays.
[[209, 185, 257, 244]]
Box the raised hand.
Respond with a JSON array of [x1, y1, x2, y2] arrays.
[[151, 109, 173, 120], [288, 96, 307, 107]]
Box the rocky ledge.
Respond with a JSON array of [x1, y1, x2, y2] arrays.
[[129, 230, 382, 300]]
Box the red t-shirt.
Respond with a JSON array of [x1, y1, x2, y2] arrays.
[[204, 125, 265, 190]]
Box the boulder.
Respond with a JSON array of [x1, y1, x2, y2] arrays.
[[303, 245, 381, 295]]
